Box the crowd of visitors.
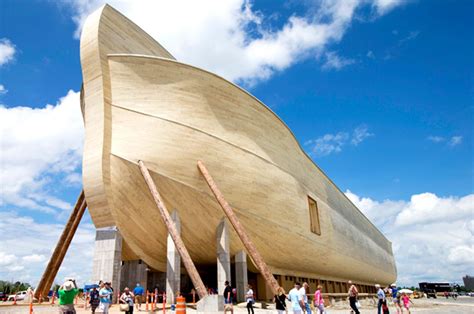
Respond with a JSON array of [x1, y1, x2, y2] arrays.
[[55, 278, 412, 314]]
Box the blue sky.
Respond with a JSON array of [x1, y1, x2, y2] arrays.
[[0, 0, 472, 287]]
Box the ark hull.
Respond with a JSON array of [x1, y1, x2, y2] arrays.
[[80, 5, 397, 294]]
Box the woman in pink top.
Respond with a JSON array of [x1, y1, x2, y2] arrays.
[[313, 285, 325, 313], [401, 293, 413, 313]]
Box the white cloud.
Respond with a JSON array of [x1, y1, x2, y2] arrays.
[[0, 38, 16, 66], [427, 135, 445, 143], [366, 50, 375, 59], [351, 125, 374, 145], [322, 51, 355, 71], [0, 251, 16, 266], [22, 254, 46, 263], [63, 0, 406, 83], [427, 135, 463, 147], [372, 0, 406, 16], [346, 190, 474, 285], [306, 124, 373, 156], [0, 211, 95, 287], [0, 90, 84, 213], [449, 136, 463, 146], [0, 84, 7, 94]]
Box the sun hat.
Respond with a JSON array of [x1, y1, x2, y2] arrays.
[[64, 281, 74, 291]]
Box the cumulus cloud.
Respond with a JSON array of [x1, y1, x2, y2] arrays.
[[346, 190, 474, 285], [305, 124, 373, 156], [62, 0, 406, 83], [0, 38, 16, 66], [0, 211, 95, 286], [0, 90, 84, 213]]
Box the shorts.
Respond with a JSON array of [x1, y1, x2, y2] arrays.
[[224, 303, 233, 310], [134, 295, 142, 303], [404, 303, 410, 309]]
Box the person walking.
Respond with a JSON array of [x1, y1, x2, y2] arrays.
[[391, 284, 401, 314], [401, 292, 413, 313], [245, 284, 255, 314], [274, 286, 287, 314], [99, 282, 112, 314], [300, 282, 312, 314], [313, 285, 325, 314], [89, 286, 100, 314], [223, 281, 234, 314], [376, 284, 386, 314], [289, 282, 304, 314], [120, 287, 135, 314], [132, 283, 144, 311], [58, 279, 79, 314], [348, 281, 360, 314]]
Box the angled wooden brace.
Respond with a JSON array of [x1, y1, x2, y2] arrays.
[[138, 160, 208, 299], [197, 160, 280, 295], [35, 191, 87, 300]]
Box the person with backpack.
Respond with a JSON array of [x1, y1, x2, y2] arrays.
[[223, 281, 234, 314]]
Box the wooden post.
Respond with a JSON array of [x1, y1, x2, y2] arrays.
[[138, 160, 208, 299], [197, 160, 280, 295], [35, 191, 87, 300]]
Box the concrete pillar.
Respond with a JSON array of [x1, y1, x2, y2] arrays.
[[166, 210, 181, 304], [120, 260, 147, 292], [235, 250, 248, 303], [92, 227, 122, 302], [216, 218, 231, 295]]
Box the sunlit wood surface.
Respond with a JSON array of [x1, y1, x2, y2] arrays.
[[80, 4, 397, 286]]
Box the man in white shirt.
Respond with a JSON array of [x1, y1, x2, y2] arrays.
[[289, 282, 304, 314], [376, 284, 386, 314], [299, 282, 312, 314]]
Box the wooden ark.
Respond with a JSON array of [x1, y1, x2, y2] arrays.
[[80, 4, 396, 297]]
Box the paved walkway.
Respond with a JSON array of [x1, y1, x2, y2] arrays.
[[1, 297, 473, 313]]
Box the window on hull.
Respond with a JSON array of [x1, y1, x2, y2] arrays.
[[308, 196, 321, 235]]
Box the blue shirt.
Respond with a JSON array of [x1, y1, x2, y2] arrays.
[[377, 288, 385, 300], [392, 288, 398, 299], [99, 288, 111, 303], [289, 288, 302, 310], [133, 286, 144, 296]]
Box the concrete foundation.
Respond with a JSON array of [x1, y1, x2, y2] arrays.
[[216, 219, 231, 295], [120, 260, 147, 292], [166, 210, 181, 304], [92, 227, 122, 302], [196, 295, 224, 314], [235, 250, 248, 302]]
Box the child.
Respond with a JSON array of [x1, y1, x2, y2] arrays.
[[401, 293, 413, 313]]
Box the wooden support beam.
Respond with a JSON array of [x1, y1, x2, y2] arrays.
[[35, 191, 87, 300], [137, 160, 208, 299], [197, 160, 280, 295]]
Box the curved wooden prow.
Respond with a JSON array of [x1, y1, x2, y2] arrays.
[[34, 191, 87, 300]]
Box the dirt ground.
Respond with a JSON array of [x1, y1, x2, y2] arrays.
[[1, 296, 473, 313]]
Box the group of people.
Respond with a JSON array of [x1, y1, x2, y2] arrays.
[[221, 280, 413, 314], [223, 281, 256, 314], [376, 283, 413, 314], [57, 279, 145, 314], [57, 278, 415, 314]]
